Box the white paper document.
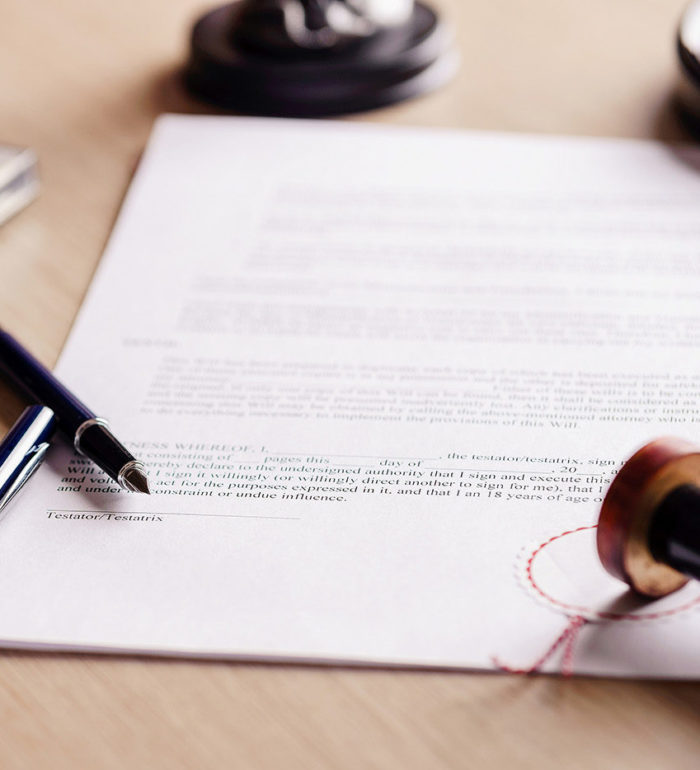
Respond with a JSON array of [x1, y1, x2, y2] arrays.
[[4, 116, 700, 677]]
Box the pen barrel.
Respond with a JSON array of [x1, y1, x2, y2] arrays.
[[0, 330, 93, 436], [0, 330, 146, 491], [648, 484, 700, 583]]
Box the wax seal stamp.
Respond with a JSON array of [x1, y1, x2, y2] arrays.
[[184, 0, 458, 116], [598, 437, 700, 597]]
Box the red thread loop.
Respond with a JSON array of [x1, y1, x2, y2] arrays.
[[492, 615, 586, 676]]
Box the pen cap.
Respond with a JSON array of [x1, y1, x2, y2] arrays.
[[0, 405, 56, 517]]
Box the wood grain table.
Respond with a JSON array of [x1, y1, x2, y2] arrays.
[[1, 1, 699, 767]]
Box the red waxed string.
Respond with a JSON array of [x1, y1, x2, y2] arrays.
[[492, 615, 587, 676]]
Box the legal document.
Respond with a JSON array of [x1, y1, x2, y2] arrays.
[[4, 116, 700, 676]]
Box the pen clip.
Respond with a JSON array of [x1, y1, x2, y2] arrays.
[[0, 442, 50, 516], [0, 406, 56, 518]]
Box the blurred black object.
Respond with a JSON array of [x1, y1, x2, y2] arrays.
[[678, 0, 700, 130], [184, 0, 458, 116]]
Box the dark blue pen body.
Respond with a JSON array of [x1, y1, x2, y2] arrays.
[[0, 330, 145, 489], [0, 330, 93, 438]]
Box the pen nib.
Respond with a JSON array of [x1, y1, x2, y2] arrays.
[[120, 464, 151, 494]]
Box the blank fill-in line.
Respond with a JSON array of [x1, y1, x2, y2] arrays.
[[47, 509, 300, 521]]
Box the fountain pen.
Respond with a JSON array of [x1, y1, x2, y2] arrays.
[[0, 329, 150, 494]]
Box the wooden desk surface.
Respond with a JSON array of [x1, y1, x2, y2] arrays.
[[1, 1, 699, 767]]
